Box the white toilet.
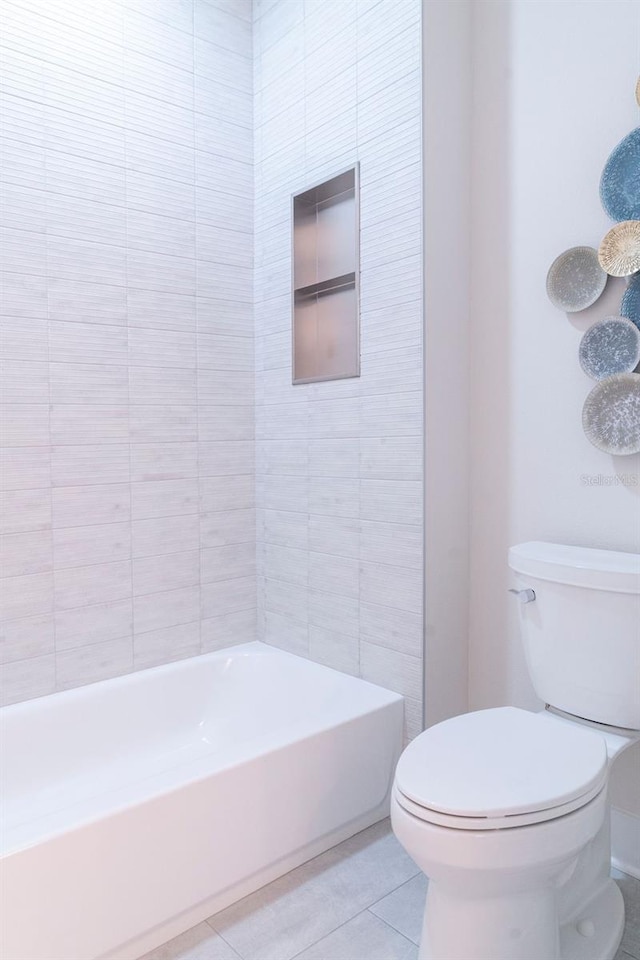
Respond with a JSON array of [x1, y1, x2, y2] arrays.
[[391, 542, 640, 960]]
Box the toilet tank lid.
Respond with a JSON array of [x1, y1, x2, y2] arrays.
[[509, 541, 640, 594]]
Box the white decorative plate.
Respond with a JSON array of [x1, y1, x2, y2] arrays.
[[546, 246, 608, 312], [582, 372, 640, 455], [598, 220, 640, 277], [579, 316, 640, 380]]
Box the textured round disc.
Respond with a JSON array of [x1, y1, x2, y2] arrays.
[[636, 76, 640, 107], [579, 316, 640, 380], [546, 246, 608, 312], [620, 273, 640, 330], [600, 128, 640, 221], [598, 221, 640, 277], [582, 372, 640, 455]]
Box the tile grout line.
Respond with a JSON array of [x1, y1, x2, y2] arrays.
[[368, 874, 425, 947], [289, 902, 419, 960]]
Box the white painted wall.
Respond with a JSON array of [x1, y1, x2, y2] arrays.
[[469, 0, 640, 868], [423, 0, 471, 727]]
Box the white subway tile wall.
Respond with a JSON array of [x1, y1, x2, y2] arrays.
[[0, 0, 254, 703], [1, 0, 423, 736], [254, 0, 423, 739]]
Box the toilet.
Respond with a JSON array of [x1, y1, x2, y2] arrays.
[[391, 542, 640, 960]]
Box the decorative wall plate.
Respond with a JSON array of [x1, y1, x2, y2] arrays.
[[546, 246, 607, 311], [620, 273, 640, 329], [600, 128, 640, 221], [582, 372, 640, 455], [579, 316, 640, 380], [598, 221, 640, 277]]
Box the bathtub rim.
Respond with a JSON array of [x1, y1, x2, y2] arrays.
[[1, 641, 405, 858]]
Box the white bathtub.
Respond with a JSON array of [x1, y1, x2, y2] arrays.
[[0, 641, 403, 960]]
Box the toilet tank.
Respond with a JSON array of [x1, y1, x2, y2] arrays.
[[509, 542, 640, 730]]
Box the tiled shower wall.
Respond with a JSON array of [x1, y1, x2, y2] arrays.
[[253, 0, 424, 738], [0, 0, 423, 726], [0, 0, 255, 704]]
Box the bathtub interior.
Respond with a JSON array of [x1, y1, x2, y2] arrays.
[[1, 642, 403, 857]]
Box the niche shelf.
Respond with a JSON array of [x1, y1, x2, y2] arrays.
[[292, 165, 360, 384]]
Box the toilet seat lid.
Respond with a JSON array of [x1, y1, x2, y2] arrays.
[[395, 707, 608, 820]]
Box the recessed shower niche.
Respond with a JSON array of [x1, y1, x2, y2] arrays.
[[292, 166, 360, 383]]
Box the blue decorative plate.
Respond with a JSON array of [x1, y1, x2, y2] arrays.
[[600, 127, 640, 221], [620, 273, 640, 330], [579, 316, 640, 380]]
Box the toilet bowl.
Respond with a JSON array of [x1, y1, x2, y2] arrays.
[[391, 542, 640, 960], [391, 706, 632, 960]]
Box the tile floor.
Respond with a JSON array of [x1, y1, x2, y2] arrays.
[[140, 819, 640, 960]]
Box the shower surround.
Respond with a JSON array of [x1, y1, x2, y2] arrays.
[[254, 0, 423, 738], [0, 0, 255, 703], [0, 0, 423, 738]]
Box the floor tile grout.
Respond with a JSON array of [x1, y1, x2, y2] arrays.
[[367, 907, 420, 947], [288, 903, 418, 960], [204, 862, 422, 960], [141, 821, 640, 960], [369, 872, 421, 911], [365, 906, 421, 952], [204, 921, 243, 960], [368, 875, 423, 946]]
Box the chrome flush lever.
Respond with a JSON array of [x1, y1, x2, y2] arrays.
[[509, 588, 536, 603]]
